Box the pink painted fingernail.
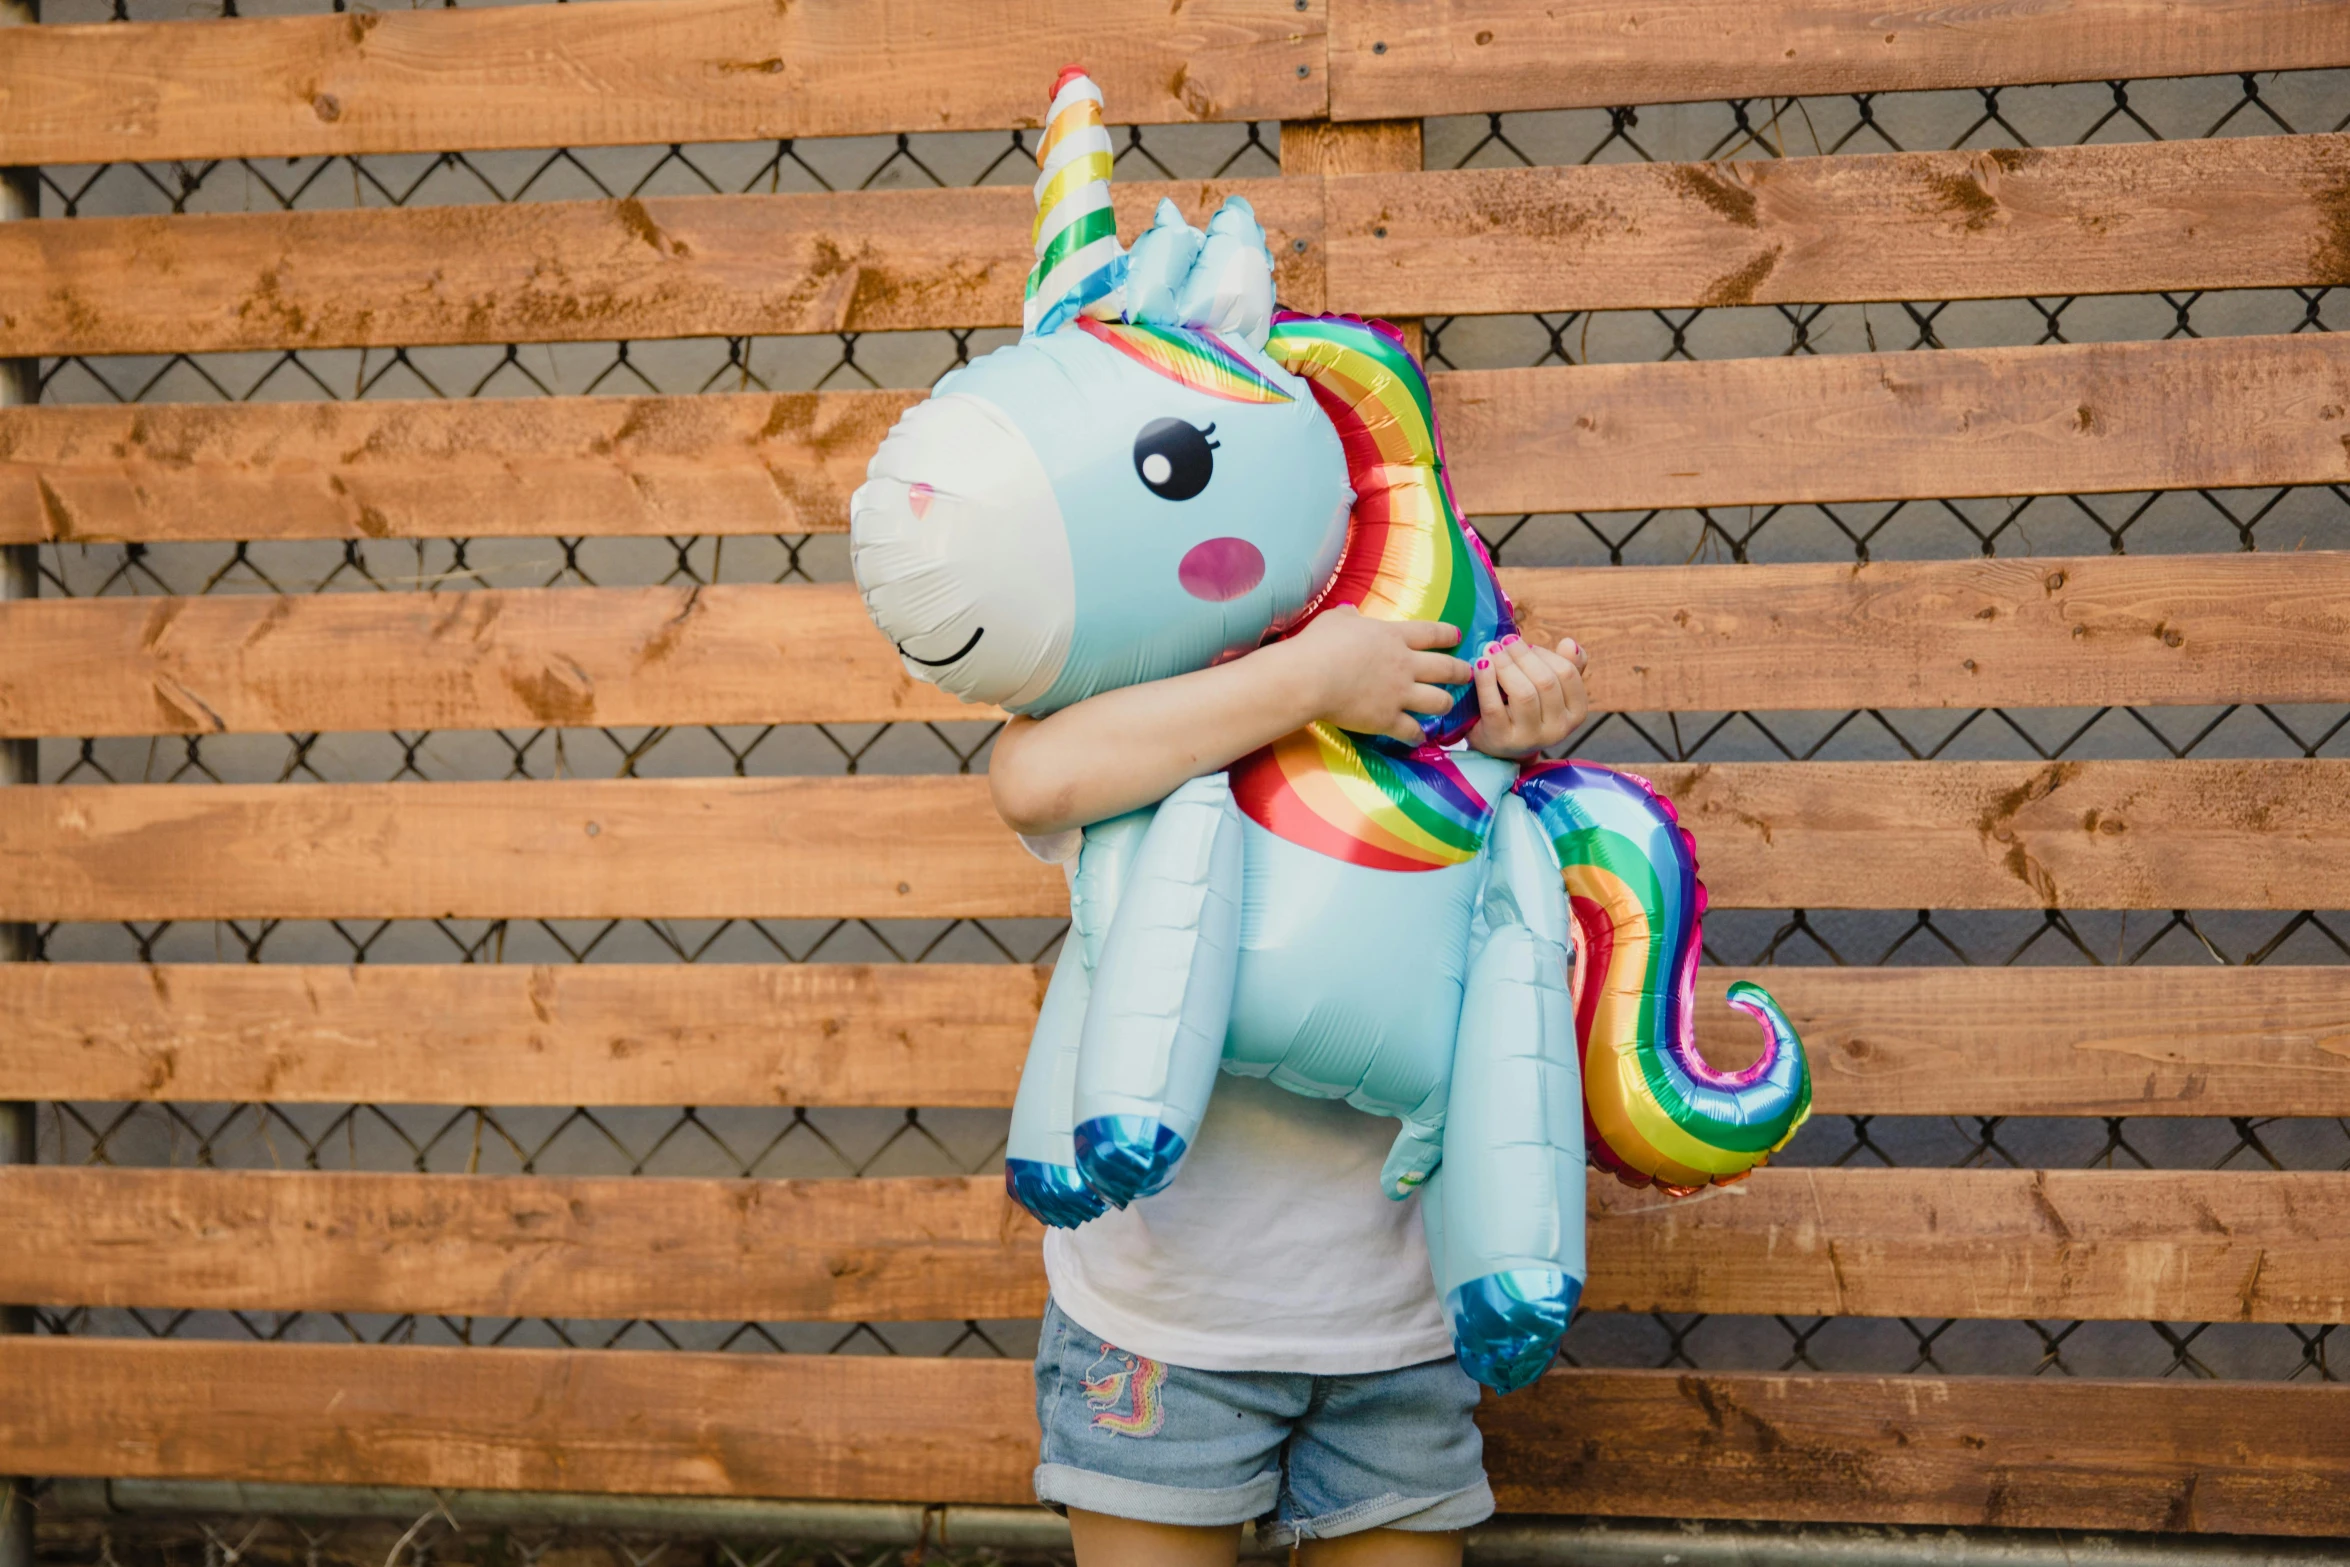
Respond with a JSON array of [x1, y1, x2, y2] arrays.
[[1476, 657, 1491, 670], [1502, 633, 1522, 646]]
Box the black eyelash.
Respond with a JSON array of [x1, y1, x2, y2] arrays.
[[1202, 423, 1220, 451]]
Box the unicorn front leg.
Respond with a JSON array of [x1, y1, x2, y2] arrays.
[[1004, 808, 1158, 1227], [1432, 792, 1587, 1393], [1071, 772, 1247, 1206]]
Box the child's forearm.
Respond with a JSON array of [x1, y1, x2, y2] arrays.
[[988, 640, 1324, 836]]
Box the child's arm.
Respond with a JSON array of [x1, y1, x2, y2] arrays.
[[989, 607, 1474, 837]]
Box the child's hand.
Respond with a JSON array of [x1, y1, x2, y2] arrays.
[[1467, 633, 1589, 759], [1284, 606, 1475, 745]]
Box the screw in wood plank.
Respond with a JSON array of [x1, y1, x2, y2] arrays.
[[1372, 41, 1387, 54]]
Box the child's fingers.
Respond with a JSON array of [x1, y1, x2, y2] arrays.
[[1492, 641, 1543, 710], [1384, 711, 1430, 745], [1504, 635, 1566, 734], [1413, 650, 1476, 686], [1556, 634, 1588, 674], [1403, 681, 1457, 717], [1472, 653, 1503, 727], [1400, 619, 1465, 649]]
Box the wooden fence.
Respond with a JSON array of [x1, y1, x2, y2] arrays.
[[3, 0, 2350, 1543]]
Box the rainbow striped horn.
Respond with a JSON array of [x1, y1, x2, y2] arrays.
[[1024, 67, 1128, 339]]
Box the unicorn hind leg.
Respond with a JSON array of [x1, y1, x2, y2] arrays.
[[1511, 761, 1813, 1192], [1435, 791, 1586, 1394]]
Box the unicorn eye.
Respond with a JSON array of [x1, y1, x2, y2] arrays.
[[1134, 419, 1217, 502]]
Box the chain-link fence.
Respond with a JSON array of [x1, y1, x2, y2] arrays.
[[12, 1, 2349, 1559]]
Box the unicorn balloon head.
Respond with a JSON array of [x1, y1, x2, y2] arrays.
[[851, 68, 1354, 715]]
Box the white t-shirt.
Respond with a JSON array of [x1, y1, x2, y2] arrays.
[[1042, 1072, 1454, 1375]]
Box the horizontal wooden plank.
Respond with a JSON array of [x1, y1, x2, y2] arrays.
[[0, 962, 1047, 1108], [1329, 133, 2350, 316], [0, 777, 1069, 922], [0, 0, 1323, 167], [1585, 1169, 2350, 1324], [13, 550, 2350, 738], [3, 763, 2342, 921], [0, 583, 982, 737], [1703, 964, 2350, 1119], [6, 962, 2345, 1118], [1444, 333, 2350, 515], [1332, 0, 2350, 120], [0, 1337, 1040, 1503], [10, 1339, 2349, 1533], [12, 133, 2349, 357], [0, 1168, 1046, 1323], [1483, 1368, 2350, 1534], [5, 329, 2339, 552], [0, 390, 926, 545], [1511, 552, 2350, 715], [10, 1166, 2345, 1327], [0, 340, 2307, 548], [0, 179, 1322, 358]]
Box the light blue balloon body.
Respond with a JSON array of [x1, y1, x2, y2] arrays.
[[855, 196, 1806, 1392]]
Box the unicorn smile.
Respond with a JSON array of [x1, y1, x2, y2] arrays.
[[898, 627, 984, 667]]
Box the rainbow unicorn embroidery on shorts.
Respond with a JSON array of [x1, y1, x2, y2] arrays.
[[1083, 1342, 1169, 1438]]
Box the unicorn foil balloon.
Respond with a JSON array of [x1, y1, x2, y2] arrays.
[[850, 68, 1812, 1392]]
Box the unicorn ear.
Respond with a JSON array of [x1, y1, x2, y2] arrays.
[[1170, 196, 1276, 349], [1126, 198, 1204, 328], [1023, 68, 1128, 340]]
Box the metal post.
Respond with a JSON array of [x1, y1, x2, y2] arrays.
[[1, 6, 39, 1567]]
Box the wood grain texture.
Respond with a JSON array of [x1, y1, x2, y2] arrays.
[[0, 390, 926, 545], [1482, 1369, 2350, 1534], [1645, 759, 2350, 912], [0, 180, 1321, 358], [13, 133, 2348, 356], [0, 583, 986, 737], [0, 962, 1046, 1108], [10, 1339, 2348, 1532], [1332, 0, 2350, 120], [16, 551, 2349, 738], [1441, 334, 2350, 515], [1518, 551, 2350, 714], [8, 329, 2342, 549], [1701, 965, 2350, 1119], [0, 0, 1323, 165], [0, 1168, 1047, 1323], [1328, 133, 2350, 315], [0, 1336, 1041, 1502], [11, 963, 2342, 1117], [0, 777, 1068, 922], [9, 1165, 2344, 1327], [1583, 1169, 2350, 1323], [4, 763, 2342, 921]]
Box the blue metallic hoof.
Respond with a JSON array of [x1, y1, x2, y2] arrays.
[[1073, 1116, 1189, 1207], [1004, 1159, 1108, 1229], [1447, 1269, 1581, 1393]]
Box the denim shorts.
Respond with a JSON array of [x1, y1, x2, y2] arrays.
[[1032, 1299, 1493, 1546]]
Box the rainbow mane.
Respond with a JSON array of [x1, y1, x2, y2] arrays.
[[1076, 317, 1294, 404], [1229, 314, 1517, 871]]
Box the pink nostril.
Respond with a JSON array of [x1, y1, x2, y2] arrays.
[[1179, 537, 1265, 602], [907, 482, 934, 520]]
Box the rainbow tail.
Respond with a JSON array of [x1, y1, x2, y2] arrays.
[[1510, 761, 1812, 1194]]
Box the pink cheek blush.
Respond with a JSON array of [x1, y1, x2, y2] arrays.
[[1178, 537, 1266, 602]]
